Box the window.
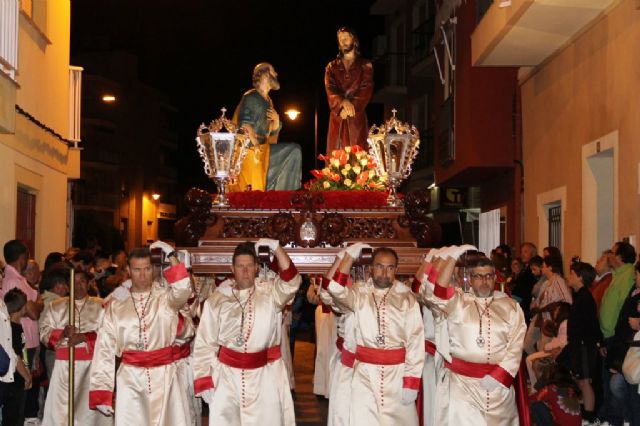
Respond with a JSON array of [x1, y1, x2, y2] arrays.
[[0, 0, 19, 81], [548, 204, 561, 248], [69, 66, 83, 144], [20, 0, 47, 38], [16, 187, 36, 256]]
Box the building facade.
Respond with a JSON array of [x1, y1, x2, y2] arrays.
[[473, 0, 638, 264], [0, 0, 81, 263], [72, 51, 179, 252], [371, 0, 520, 250]]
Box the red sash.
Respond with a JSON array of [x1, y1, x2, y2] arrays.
[[341, 348, 356, 368], [355, 345, 406, 365], [55, 346, 93, 361], [218, 345, 281, 369], [444, 356, 495, 378], [425, 340, 436, 356], [121, 343, 191, 368]]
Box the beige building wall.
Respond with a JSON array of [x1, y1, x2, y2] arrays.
[[0, 2, 79, 263], [521, 0, 640, 264]]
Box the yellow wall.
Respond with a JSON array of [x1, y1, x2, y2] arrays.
[[521, 0, 640, 263], [0, 1, 75, 263], [0, 139, 69, 264], [17, 1, 71, 138]]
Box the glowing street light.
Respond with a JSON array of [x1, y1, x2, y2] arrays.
[[151, 193, 161, 201], [285, 109, 300, 121], [102, 94, 116, 103]]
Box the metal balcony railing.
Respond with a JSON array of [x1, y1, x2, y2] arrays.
[[411, 19, 435, 65]]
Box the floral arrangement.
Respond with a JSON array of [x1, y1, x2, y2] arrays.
[[306, 145, 386, 191]]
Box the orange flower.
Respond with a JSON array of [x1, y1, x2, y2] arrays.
[[330, 173, 341, 182], [351, 145, 362, 153], [338, 151, 349, 166], [311, 169, 323, 179], [357, 171, 369, 186]]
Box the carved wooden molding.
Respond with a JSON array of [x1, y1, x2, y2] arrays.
[[187, 246, 428, 275]]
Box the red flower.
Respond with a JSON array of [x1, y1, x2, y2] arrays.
[[311, 169, 323, 179], [351, 145, 362, 153], [330, 173, 341, 182], [318, 154, 328, 162]]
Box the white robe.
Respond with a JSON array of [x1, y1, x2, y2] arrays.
[[89, 264, 193, 426], [191, 268, 301, 426], [326, 279, 424, 426], [423, 281, 526, 426], [40, 296, 111, 426], [327, 310, 356, 426], [313, 306, 337, 397], [281, 306, 295, 390]]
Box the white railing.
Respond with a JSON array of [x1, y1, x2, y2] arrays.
[[69, 66, 83, 146], [0, 0, 19, 81]]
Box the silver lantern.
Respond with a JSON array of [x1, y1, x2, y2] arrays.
[[196, 108, 251, 207], [367, 109, 420, 207]]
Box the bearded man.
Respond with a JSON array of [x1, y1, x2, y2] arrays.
[[418, 248, 526, 426], [323, 244, 424, 426], [232, 62, 302, 191], [324, 27, 374, 153]]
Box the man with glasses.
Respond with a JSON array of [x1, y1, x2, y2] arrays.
[[322, 244, 424, 426], [417, 248, 526, 426]]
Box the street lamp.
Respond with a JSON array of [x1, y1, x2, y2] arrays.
[[284, 94, 320, 169], [285, 109, 300, 121], [151, 193, 161, 201], [102, 94, 116, 103]]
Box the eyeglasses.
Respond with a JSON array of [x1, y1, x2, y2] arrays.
[[373, 264, 397, 273], [471, 273, 495, 282]]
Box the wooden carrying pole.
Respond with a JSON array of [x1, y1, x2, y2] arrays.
[[68, 268, 75, 425]]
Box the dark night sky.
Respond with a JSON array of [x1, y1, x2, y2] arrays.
[[71, 0, 384, 195]]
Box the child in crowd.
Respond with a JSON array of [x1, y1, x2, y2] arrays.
[[530, 364, 582, 426], [2, 288, 32, 426], [526, 302, 571, 389], [565, 261, 603, 424]]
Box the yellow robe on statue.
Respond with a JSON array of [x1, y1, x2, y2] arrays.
[[229, 90, 278, 192], [325, 279, 425, 426], [89, 264, 193, 426], [422, 281, 526, 426], [191, 266, 301, 426], [40, 296, 111, 426]]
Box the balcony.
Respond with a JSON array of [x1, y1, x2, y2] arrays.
[[370, 0, 402, 15], [372, 52, 408, 105], [471, 0, 617, 66], [411, 19, 436, 75]]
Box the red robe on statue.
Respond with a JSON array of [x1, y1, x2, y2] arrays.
[[324, 56, 374, 154]]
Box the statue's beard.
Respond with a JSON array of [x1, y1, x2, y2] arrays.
[[270, 75, 280, 91], [340, 42, 355, 55]]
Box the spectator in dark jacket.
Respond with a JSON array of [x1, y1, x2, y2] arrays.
[[565, 261, 603, 422], [512, 242, 539, 322]]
